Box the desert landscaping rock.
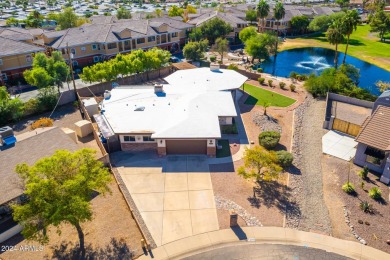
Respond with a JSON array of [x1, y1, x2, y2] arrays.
[[343, 206, 367, 245], [286, 96, 332, 235], [215, 195, 263, 227], [252, 112, 282, 133]]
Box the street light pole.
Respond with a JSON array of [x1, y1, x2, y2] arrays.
[[66, 42, 78, 100]]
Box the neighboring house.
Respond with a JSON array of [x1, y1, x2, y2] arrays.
[[96, 66, 247, 156], [354, 91, 390, 184], [43, 17, 192, 68], [187, 11, 247, 44], [0, 36, 45, 83]]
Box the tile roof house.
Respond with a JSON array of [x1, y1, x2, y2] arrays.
[[354, 103, 390, 184], [97, 67, 247, 156]]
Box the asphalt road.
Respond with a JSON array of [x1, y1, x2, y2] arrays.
[[183, 243, 352, 260]]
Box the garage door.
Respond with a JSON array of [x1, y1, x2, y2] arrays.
[[166, 140, 207, 154]]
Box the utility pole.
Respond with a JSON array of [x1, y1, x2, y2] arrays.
[[66, 42, 78, 100]]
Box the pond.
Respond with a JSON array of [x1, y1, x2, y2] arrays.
[[256, 47, 390, 95]]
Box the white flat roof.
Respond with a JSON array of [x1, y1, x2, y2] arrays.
[[101, 68, 247, 139]]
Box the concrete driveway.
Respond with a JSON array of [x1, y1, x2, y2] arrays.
[[118, 155, 219, 246], [322, 130, 358, 161]]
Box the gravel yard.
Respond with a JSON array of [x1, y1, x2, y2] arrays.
[[323, 155, 390, 253], [0, 181, 144, 259], [287, 97, 332, 235]]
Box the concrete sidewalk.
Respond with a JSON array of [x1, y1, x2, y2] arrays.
[[139, 227, 390, 260]]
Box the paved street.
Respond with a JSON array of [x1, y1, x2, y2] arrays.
[[117, 155, 219, 246], [183, 243, 352, 260]]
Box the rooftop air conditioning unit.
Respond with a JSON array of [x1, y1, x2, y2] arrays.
[[104, 90, 111, 100], [210, 63, 220, 71], [154, 84, 164, 93]]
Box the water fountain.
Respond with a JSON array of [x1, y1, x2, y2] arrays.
[[295, 56, 332, 72]]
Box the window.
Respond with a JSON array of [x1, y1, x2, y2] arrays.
[[93, 56, 100, 63], [70, 48, 76, 55], [92, 44, 98, 50], [81, 46, 86, 51], [136, 38, 145, 44], [26, 55, 32, 63], [365, 146, 385, 165], [107, 42, 117, 49], [1, 73, 7, 81], [143, 136, 155, 142], [61, 49, 67, 54], [124, 136, 136, 142], [148, 36, 155, 42], [0, 59, 3, 65], [171, 32, 178, 38], [72, 60, 78, 66]]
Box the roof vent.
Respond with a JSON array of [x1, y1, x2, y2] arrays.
[[210, 63, 220, 71], [154, 84, 164, 93], [104, 90, 111, 100], [134, 106, 145, 111]]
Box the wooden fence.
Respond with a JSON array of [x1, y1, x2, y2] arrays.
[[332, 118, 362, 137]]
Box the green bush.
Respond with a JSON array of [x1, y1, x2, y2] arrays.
[[227, 64, 239, 71], [37, 87, 58, 111], [276, 150, 293, 168], [369, 187, 382, 200], [257, 68, 263, 73], [258, 131, 281, 150], [358, 166, 369, 179], [289, 84, 296, 92], [210, 56, 216, 62], [360, 201, 373, 213], [258, 77, 265, 85], [220, 124, 238, 134], [289, 71, 298, 79], [268, 79, 273, 87], [279, 82, 286, 89], [342, 182, 355, 194], [24, 98, 41, 115]]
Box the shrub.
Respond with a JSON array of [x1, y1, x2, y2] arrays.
[[257, 68, 263, 73], [268, 79, 273, 87], [31, 117, 54, 130], [227, 64, 239, 71], [360, 181, 365, 190], [37, 87, 58, 111], [258, 77, 265, 85], [342, 182, 355, 194], [369, 187, 382, 200], [24, 98, 41, 115], [358, 166, 369, 179], [210, 56, 216, 62], [258, 131, 281, 150], [289, 71, 298, 79], [289, 84, 296, 92], [276, 150, 293, 168], [360, 201, 373, 213], [279, 82, 286, 89]]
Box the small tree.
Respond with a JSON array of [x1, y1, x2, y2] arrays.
[[245, 9, 257, 24], [214, 37, 229, 63], [116, 7, 132, 19], [237, 146, 282, 182], [262, 101, 270, 116], [239, 26, 257, 43], [12, 149, 111, 260], [358, 166, 369, 179], [279, 82, 286, 89], [259, 131, 280, 149], [183, 40, 209, 61], [258, 77, 265, 85], [0, 86, 24, 125], [289, 84, 296, 92], [268, 79, 273, 87]]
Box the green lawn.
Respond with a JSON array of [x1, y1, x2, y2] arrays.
[[216, 140, 231, 158], [281, 25, 390, 71], [241, 83, 296, 107]]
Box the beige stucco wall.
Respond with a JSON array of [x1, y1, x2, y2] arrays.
[[0, 53, 35, 71]]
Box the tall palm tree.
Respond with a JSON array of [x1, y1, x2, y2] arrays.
[[341, 10, 361, 64], [257, 0, 270, 33], [327, 20, 344, 68], [273, 1, 285, 56]]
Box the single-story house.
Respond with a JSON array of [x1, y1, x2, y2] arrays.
[[354, 105, 390, 184], [97, 66, 248, 156]]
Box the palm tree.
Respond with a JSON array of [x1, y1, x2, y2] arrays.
[[341, 10, 361, 64], [327, 20, 344, 68], [273, 1, 285, 56], [257, 0, 270, 33]]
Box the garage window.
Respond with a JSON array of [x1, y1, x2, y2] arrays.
[[143, 136, 155, 142], [123, 136, 136, 142]]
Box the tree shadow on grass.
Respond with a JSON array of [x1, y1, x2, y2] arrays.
[[247, 180, 301, 218], [347, 39, 366, 46], [49, 238, 134, 260]]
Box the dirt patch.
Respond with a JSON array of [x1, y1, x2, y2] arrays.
[[323, 155, 390, 253], [0, 181, 144, 259]]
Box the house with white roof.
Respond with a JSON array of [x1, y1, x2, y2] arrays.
[[97, 66, 247, 156]]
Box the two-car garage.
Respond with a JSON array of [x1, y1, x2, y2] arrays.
[[165, 139, 207, 155]]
